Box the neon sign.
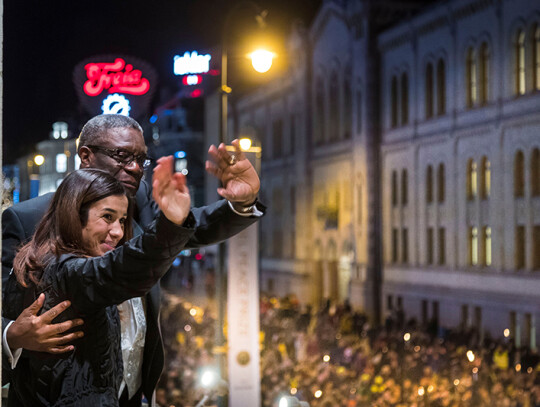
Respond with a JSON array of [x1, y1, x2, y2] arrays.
[[101, 94, 131, 116], [84, 58, 150, 96], [74, 55, 157, 119], [173, 51, 211, 75]]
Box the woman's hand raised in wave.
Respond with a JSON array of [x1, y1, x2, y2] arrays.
[[152, 156, 191, 225]]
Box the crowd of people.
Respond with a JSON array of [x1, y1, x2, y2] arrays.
[[156, 292, 540, 407]]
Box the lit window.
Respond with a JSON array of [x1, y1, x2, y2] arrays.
[[467, 159, 478, 200], [479, 42, 490, 105], [483, 226, 492, 266], [469, 226, 478, 266], [517, 29, 526, 95], [466, 47, 477, 107], [481, 157, 491, 199], [56, 153, 67, 173]]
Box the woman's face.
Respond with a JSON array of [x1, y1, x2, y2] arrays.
[[81, 194, 129, 256]]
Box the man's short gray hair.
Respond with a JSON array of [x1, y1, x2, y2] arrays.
[[78, 114, 143, 152]]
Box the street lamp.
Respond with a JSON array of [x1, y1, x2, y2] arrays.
[[215, 1, 273, 389]]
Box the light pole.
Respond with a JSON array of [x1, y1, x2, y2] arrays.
[[215, 0, 274, 386]]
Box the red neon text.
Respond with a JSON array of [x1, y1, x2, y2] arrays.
[[83, 58, 150, 96]]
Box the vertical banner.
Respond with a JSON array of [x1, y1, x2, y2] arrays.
[[227, 223, 260, 407]]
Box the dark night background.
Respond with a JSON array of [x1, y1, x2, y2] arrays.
[[3, 0, 322, 164]]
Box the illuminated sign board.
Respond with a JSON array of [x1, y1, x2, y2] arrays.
[[173, 51, 211, 75], [74, 55, 157, 119]]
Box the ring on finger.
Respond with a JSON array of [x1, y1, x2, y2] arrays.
[[228, 154, 238, 166]]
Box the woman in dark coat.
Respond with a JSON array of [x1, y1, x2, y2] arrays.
[[3, 156, 193, 406]]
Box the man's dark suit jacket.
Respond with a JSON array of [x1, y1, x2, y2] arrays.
[[1, 180, 263, 403]]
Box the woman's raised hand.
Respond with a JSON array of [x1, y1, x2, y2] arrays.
[[152, 156, 191, 225]]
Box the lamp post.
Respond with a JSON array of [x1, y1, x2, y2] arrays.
[[214, 6, 273, 407], [215, 0, 273, 384]]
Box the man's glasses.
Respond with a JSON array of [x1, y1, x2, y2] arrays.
[[86, 145, 152, 169]]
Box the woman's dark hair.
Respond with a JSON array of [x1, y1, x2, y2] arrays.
[[13, 169, 133, 287]]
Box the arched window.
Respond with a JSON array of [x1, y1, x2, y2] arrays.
[[483, 226, 492, 266], [401, 169, 408, 205], [425, 62, 434, 119], [329, 70, 339, 141], [315, 82, 325, 145], [391, 76, 398, 127], [479, 42, 490, 105], [426, 165, 433, 203], [391, 170, 398, 206], [466, 47, 477, 107], [469, 226, 478, 266], [467, 159, 477, 200], [437, 163, 445, 203], [401, 72, 409, 125], [516, 29, 526, 95], [514, 150, 525, 197], [531, 148, 540, 196], [437, 58, 446, 115], [344, 69, 352, 139], [480, 156, 491, 199], [532, 24, 540, 91]]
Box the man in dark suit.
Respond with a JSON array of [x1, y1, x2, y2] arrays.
[[2, 114, 264, 405]]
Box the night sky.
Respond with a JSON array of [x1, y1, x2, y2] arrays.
[[3, 0, 322, 164]]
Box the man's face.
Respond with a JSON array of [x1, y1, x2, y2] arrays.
[[79, 127, 147, 196]]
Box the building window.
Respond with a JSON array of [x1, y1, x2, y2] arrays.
[[533, 225, 540, 269], [402, 228, 409, 264], [392, 228, 399, 263], [531, 148, 540, 196], [467, 159, 478, 200], [315, 84, 325, 145], [401, 72, 409, 125], [469, 226, 479, 266], [356, 91, 362, 134], [516, 29, 526, 95], [425, 62, 434, 119], [438, 227, 446, 265], [437, 163, 445, 203], [427, 227, 434, 265], [516, 225, 525, 269], [272, 119, 283, 159], [466, 47, 477, 107], [392, 170, 398, 206], [329, 70, 340, 141], [480, 156, 491, 199], [479, 42, 490, 105], [391, 76, 398, 128], [437, 58, 446, 115], [426, 165, 434, 203], [344, 70, 352, 139], [401, 169, 408, 205], [289, 114, 296, 155], [56, 153, 67, 173], [483, 226, 492, 266], [514, 150, 525, 197], [534, 25, 540, 91]]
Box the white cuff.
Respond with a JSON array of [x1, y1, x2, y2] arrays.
[[3, 321, 23, 369], [228, 200, 263, 217]]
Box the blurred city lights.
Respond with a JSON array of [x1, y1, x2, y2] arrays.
[[290, 388, 297, 395], [516, 363, 522, 372], [184, 324, 192, 332], [34, 155, 45, 166], [454, 379, 460, 386], [504, 328, 510, 337], [200, 368, 218, 389], [189, 308, 197, 316], [323, 355, 330, 362], [403, 332, 411, 342], [466, 350, 475, 362], [314, 390, 322, 398], [418, 387, 425, 396]]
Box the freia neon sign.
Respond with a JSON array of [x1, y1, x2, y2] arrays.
[[83, 58, 150, 96]]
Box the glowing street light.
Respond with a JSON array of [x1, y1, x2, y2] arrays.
[[249, 49, 275, 73], [34, 154, 45, 166]]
